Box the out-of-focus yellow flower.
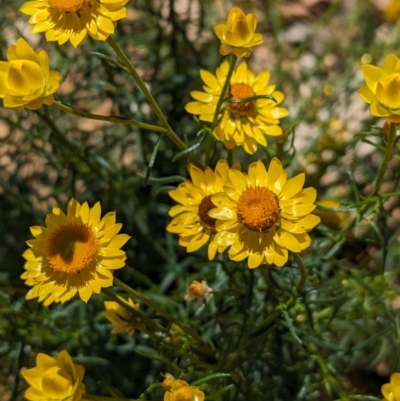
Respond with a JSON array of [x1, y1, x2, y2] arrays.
[[384, 0, 400, 22], [185, 61, 289, 154], [167, 160, 230, 260], [162, 374, 205, 401], [104, 297, 139, 335], [209, 159, 320, 268], [21, 350, 85, 401], [214, 7, 263, 57], [358, 54, 400, 122], [184, 281, 212, 305], [0, 38, 60, 111], [313, 199, 346, 230], [19, 0, 128, 48], [21, 198, 129, 305], [382, 372, 400, 401]]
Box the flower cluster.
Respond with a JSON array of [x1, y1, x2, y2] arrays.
[[168, 158, 320, 268]]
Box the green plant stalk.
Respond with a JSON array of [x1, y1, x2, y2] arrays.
[[113, 277, 207, 347], [106, 36, 198, 165], [211, 55, 237, 129], [102, 287, 165, 335], [293, 253, 307, 293], [372, 122, 398, 197], [52, 101, 167, 133]]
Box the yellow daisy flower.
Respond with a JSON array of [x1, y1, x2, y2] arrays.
[[384, 0, 400, 22], [103, 297, 139, 335], [21, 350, 85, 401], [19, 0, 128, 48], [166, 160, 230, 260], [0, 38, 60, 111], [185, 60, 289, 155], [382, 372, 400, 401], [214, 7, 263, 57], [358, 53, 400, 122], [21, 198, 129, 305], [209, 159, 320, 268]]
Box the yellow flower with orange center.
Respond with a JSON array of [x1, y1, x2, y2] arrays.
[[103, 297, 139, 335], [21, 350, 85, 401], [166, 160, 230, 260], [209, 159, 320, 268], [214, 7, 263, 57], [162, 374, 205, 401], [382, 372, 400, 401], [21, 198, 130, 305], [185, 60, 289, 154], [19, 0, 128, 48], [0, 38, 60, 111], [358, 54, 400, 122]]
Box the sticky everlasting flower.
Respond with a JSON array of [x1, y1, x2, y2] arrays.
[[0, 38, 60, 111], [167, 160, 230, 260], [184, 280, 212, 305], [163, 374, 205, 401], [19, 0, 128, 48], [382, 372, 400, 401], [21, 198, 129, 305], [209, 159, 320, 268], [384, 0, 400, 22], [104, 297, 139, 335], [185, 61, 289, 154], [358, 54, 400, 122], [313, 199, 346, 230], [21, 350, 85, 401], [214, 7, 263, 57]]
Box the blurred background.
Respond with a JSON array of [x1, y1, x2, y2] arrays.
[[1, 0, 400, 400]]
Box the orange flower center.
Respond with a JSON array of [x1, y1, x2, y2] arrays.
[[47, 0, 91, 13], [198, 195, 217, 230], [227, 83, 256, 116], [237, 186, 280, 232], [46, 221, 98, 274]]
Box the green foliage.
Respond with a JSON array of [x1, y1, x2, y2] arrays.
[[1, 1, 400, 401]]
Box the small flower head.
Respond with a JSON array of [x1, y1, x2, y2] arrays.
[[20, 0, 128, 47], [104, 297, 139, 335], [209, 159, 320, 268], [214, 7, 263, 57], [167, 160, 230, 260], [313, 199, 347, 230], [382, 372, 400, 401], [0, 38, 60, 111], [21, 198, 130, 305], [184, 281, 212, 305], [384, 0, 400, 22], [21, 350, 85, 401], [185, 61, 289, 154], [163, 375, 205, 401], [358, 54, 400, 122]]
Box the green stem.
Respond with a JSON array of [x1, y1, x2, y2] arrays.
[[372, 122, 397, 197], [102, 287, 165, 334], [211, 55, 237, 129], [106, 36, 198, 165], [84, 394, 146, 401], [113, 277, 206, 346], [52, 101, 167, 133], [293, 253, 307, 294]]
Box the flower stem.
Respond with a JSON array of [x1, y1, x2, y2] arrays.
[[293, 253, 307, 294], [371, 122, 398, 197], [106, 36, 198, 165], [113, 277, 206, 346], [211, 55, 237, 129], [52, 100, 167, 133]]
